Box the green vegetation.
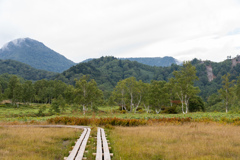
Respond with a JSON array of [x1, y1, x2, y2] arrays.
[[120, 56, 179, 67], [0, 60, 56, 80], [1, 57, 240, 119], [1, 104, 240, 123], [1, 56, 240, 160], [1, 56, 240, 118], [55, 56, 240, 103]]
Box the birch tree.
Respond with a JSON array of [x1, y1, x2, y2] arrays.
[[22, 80, 35, 104], [133, 80, 148, 113], [173, 61, 199, 114], [7, 75, 22, 105], [74, 75, 103, 114], [165, 78, 176, 107], [112, 80, 127, 111], [218, 73, 235, 113], [124, 77, 137, 112], [141, 83, 151, 113], [235, 75, 240, 100], [112, 77, 146, 112], [149, 80, 169, 114]]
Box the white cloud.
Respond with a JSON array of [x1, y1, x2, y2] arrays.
[[1, 0, 240, 62]]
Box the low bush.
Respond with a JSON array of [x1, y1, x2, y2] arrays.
[[121, 110, 127, 114], [47, 117, 147, 126], [161, 106, 178, 114], [104, 124, 115, 129], [47, 117, 194, 126], [47, 115, 240, 126]]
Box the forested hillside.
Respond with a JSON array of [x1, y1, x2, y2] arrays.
[[1, 54, 240, 103], [0, 38, 76, 72], [55, 56, 240, 100], [55, 56, 159, 96], [120, 56, 181, 67], [55, 56, 182, 97], [1, 56, 240, 113], [0, 59, 57, 81], [192, 58, 240, 100], [81, 56, 181, 67]]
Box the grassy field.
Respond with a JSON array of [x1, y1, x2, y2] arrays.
[[0, 126, 82, 160], [1, 104, 240, 122], [109, 123, 240, 160], [1, 104, 240, 159]]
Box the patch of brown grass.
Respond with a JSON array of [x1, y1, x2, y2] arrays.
[[0, 126, 81, 160], [109, 123, 240, 160]]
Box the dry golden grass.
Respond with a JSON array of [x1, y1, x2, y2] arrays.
[[109, 123, 240, 160], [0, 126, 81, 160]]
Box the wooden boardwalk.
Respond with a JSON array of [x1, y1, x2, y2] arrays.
[[95, 128, 112, 160], [66, 128, 91, 160], [1, 125, 112, 160]]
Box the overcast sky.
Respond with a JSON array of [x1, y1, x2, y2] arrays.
[[1, 0, 240, 63]]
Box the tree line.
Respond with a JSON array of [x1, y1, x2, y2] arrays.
[[110, 61, 202, 114], [1, 61, 240, 114]]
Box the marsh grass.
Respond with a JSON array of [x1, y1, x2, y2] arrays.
[[0, 126, 81, 160], [1, 104, 240, 122], [109, 123, 240, 160], [0, 104, 240, 122]]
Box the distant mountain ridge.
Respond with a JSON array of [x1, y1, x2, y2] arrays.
[[120, 57, 181, 67], [0, 59, 57, 80], [0, 38, 76, 73], [82, 56, 181, 67]]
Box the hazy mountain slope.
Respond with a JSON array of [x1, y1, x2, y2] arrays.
[[0, 38, 76, 72], [120, 56, 181, 67], [81, 56, 181, 67], [0, 59, 57, 80]]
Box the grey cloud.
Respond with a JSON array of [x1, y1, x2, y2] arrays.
[[1, 0, 240, 62]]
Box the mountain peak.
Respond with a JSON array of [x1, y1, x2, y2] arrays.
[[1, 37, 33, 51], [0, 37, 76, 72]]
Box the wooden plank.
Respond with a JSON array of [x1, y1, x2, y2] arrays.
[[101, 128, 111, 160], [96, 128, 102, 160], [75, 128, 91, 160], [66, 128, 87, 160]]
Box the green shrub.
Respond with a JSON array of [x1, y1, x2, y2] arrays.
[[36, 105, 46, 117], [161, 106, 177, 114], [121, 110, 127, 114], [137, 109, 145, 113]]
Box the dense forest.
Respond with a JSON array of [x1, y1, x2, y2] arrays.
[[1, 59, 240, 114], [55, 56, 240, 101], [82, 56, 180, 67], [1, 56, 240, 114], [120, 56, 180, 67], [55, 56, 182, 98], [0, 59, 57, 80]]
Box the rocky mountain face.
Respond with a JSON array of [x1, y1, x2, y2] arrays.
[[0, 38, 76, 73], [206, 65, 215, 82]]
